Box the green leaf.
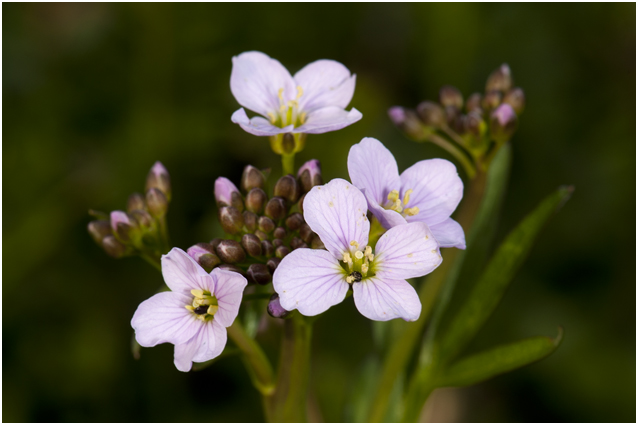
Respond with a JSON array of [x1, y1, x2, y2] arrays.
[[436, 328, 563, 388], [438, 185, 573, 363]]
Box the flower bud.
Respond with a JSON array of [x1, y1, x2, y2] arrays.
[[216, 240, 246, 264], [482, 90, 502, 112], [255, 230, 269, 241], [274, 175, 301, 204], [273, 239, 283, 247], [245, 188, 267, 214], [247, 263, 271, 285], [273, 227, 286, 240], [275, 245, 290, 259], [297, 159, 323, 193], [265, 197, 287, 221], [187, 243, 221, 269], [267, 293, 291, 319], [415, 101, 446, 128], [290, 237, 307, 250], [241, 165, 266, 192], [219, 206, 244, 234], [215, 177, 244, 211], [282, 133, 295, 155], [262, 240, 275, 257], [127, 193, 146, 213], [444, 106, 460, 127], [199, 253, 221, 270], [439, 85, 463, 109], [466, 111, 487, 139], [486, 64, 512, 93], [490, 104, 518, 143], [110, 211, 135, 242], [285, 213, 304, 231], [243, 211, 258, 232], [88, 220, 112, 245], [217, 264, 246, 277], [130, 209, 153, 229], [299, 223, 314, 243], [102, 235, 128, 258], [258, 216, 275, 233], [146, 188, 168, 218], [241, 234, 262, 257], [209, 238, 222, 250], [388, 106, 426, 140], [297, 193, 306, 214], [146, 161, 171, 201], [311, 235, 325, 250], [503, 87, 525, 115], [267, 257, 281, 273], [465, 93, 483, 113]]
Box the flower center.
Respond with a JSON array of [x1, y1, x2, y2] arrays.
[[267, 86, 307, 128], [383, 189, 420, 217], [185, 289, 219, 322], [341, 240, 376, 283]]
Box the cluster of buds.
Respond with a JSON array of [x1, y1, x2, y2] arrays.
[[88, 162, 171, 259], [186, 160, 325, 318], [389, 64, 525, 167]]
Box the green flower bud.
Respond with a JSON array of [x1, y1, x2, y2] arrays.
[[146, 188, 168, 218], [127, 193, 146, 213], [258, 216, 275, 233], [439, 85, 463, 109], [241, 165, 266, 192], [245, 188, 267, 214], [219, 206, 244, 234], [130, 209, 153, 229], [241, 234, 263, 257], [503, 87, 525, 114], [243, 211, 258, 232], [465, 93, 483, 113], [216, 240, 246, 264], [247, 263, 271, 285], [88, 220, 112, 245], [254, 230, 269, 241], [275, 245, 290, 259], [265, 197, 287, 221], [416, 101, 446, 127], [146, 161, 172, 202], [285, 213, 304, 231], [200, 253, 221, 270], [262, 240, 275, 257], [486, 64, 512, 93], [274, 175, 301, 204], [102, 235, 128, 258]]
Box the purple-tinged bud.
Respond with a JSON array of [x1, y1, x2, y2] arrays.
[[285, 213, 304, 231], [297, 193, 306, 214], [275, 245, 290, 259], [267, 293, 291, 319], [439, 85, 463, 109], [311, 235, 325, 250], [503, 87, 525, 115], [261, 240, 275, 257], [490, 104, 518, 143], [217, 264, 246, 277], [255, 230, 269, 242], [127, 193, 146, 213], [216, 240, 246, 264], [388, 106, 426, 140], [130, 209, 153, 229], [297, 160, 323, 193], [110, 211, 135, 242], [273, 227, 286, 240], [187, 243, 221, 269], [219, 206, 244, 234], [214, 177, 244, 212], [486, 64, 512, 93], [267, 257, 281, 273], [243, 211, 258, 232], [146, 161, 171, 201], [245, 188, 267, 214], [258, 216, 275, 234], [265, 197, 287, 221], [299, 223, 314, 243], [466, 93, 483, 113], [102, 235, 128, 258], [273, 238, 283, 247], [241, 234, 263, 257], [482, 90, 502, 112], [88, 220, 112, 245], [247, 263, 271, 285], [290, 237, 307, 250], [146, 188, 168, 218], [416, 101, 446, 128], [274, 175, 301, 204], [241, 165, 266, 192]]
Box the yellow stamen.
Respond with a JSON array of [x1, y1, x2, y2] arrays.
[[278, 88, 284, 102], [361, 263, 369, 275], [191, 289, 204, 298], [387, 190, 400, 202], [299, 112, 307, 124], [391, 199, 403, 213], [346, 275, 355, 284], [296, 85, 304, 100], [350, 240, 360, 249], [403, 189, 413, 205], [207, 305, 219, 315], [185, 305, 195, 312], [267, 112, 276, 124], [404, 206, 420, 216]]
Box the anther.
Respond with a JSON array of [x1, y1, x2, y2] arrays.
[[404, 206, 420, 216], [207, 305, 219, 315], [296, 86, 304, 100], [403, 189, 413, 205], [361, 263, 369, 275], [348, 271, 362, 283], [278, 88, 284, 102], [190, 289, 204, 298], [350, 240, 360, 249], [387, 190, 400, 202]]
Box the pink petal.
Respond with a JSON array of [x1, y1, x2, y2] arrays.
[[348, 137, 402, 208], [400, 158, 463, 225], [353, 276, 422, 322], [230, 51, 296, 117], [429, 218, 466, 249], [231, 108, 294, 136], [161, 248, 215, 294], [131, 291, 200, 347], [303, 178, 370, 259], [173, 317, 228, 372], [210, 268, 247, 327], [273, 248, 349, 316], [293, 59, 356, 112], [292, 106, 362, 134], [374, 222, 442, 280]]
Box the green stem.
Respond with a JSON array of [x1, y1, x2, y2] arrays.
[[282, 153, 295, 176], [157, 215, 170, 253], [426, 133, 476, 179], [140, 252, 162, 272]]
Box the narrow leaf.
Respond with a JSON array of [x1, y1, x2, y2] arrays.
[[437, 328, 563, 388]]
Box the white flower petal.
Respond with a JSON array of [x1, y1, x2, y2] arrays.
[[231, 108, 294, 136], [230, 51, 296, 117], [428, 218, 466, 249], [173, 320, 227, 372], [292, 106, 362, 134], [131, 291, 200, 347], [293, 59, 356, 112], [210, 268, 247, 328], [161, 248, 214, 294], [353, 276, 422, 322], [273, 248, 349, 316], [400, 158, 464, 225], [303, 178, 370, 259], [374, 222, 442, 280]]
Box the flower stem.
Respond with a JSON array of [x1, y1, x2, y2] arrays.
[[140, 252, 162, 272], [282, 153, 296, 176], [426, 133, 476, 179]]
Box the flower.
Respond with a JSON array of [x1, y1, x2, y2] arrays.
[[230, 51, 362, 136], [348, 137, 466, 249], [131, 247, 247, 372], [272, 179, 441, 321]]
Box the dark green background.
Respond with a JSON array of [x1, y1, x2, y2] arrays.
[[3, 3, 635, 422]]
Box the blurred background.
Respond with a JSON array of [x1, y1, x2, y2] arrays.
[[3, 3, 635, 422]]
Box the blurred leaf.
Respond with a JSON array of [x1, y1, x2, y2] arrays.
[[436, 328, 563, 388], [131, 333, 141, 360], [344, 356, 380, 422], [438, 185, 574, 363]]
